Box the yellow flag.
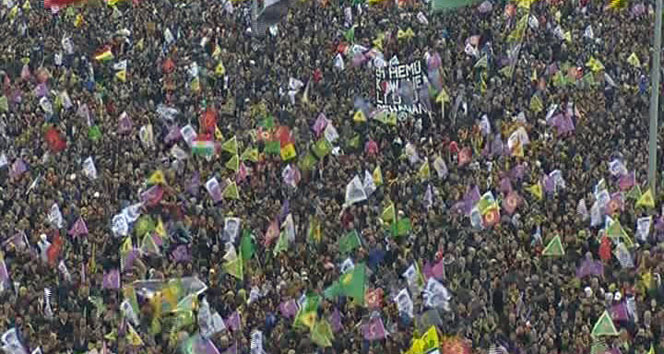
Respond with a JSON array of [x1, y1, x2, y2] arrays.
[[372, 33, 384, 50], [435, 88, 450, 103], [527, 183, 543, 200], [372, 165, 383, 186], [418, 161, 430, 181], [115, 70, 127, 82], [222, 136, 238, 155], [214, 126, 224, 141], [21, 0, 30, 11], [74, 13, 84, 27], [353, 110, 366, 123], [148, 170, 166, 185], [212, 45, 222, 59], [516, 0, 535, 9], [421, 326, 440, 352], [407, 338, 425, 354], [563, 31, 572, 43], [126, 323, 144, 346], [636, 188, 655, 208], [627, 53, 641, 68], [155, 218, 166, 237], [280, 143, 297, 161], [215, 61, 226, 76], [512, 140, 524, 157], [9, 6, 18, 20], [190, 77, 200, 93], [120, 237, 133, 254], [136, 38, 144, 51], [586, 57, 605, 73]]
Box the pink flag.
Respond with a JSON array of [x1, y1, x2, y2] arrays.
[[225, 311, 241, 332], [164, 125, 181, 144], [236, 163, 248, 183], [329, 308, 343, 333], [363, 316, 387, 341], [498, 177, 512, 195], [171, 245, 191, 263], [618, 172, 635, 191], [279, 299, 299, 318], [68, 217, 89, 238], [312, 113, 328, 137], [102, 269, 121, 289], [502, 191, 520, 215], [2, 231, 29, 250], [263, 220, 279, 246], [365, 140, 379, 156], [118, 112, 133, 134], [611, 302, 630, 322], [9, 159, 27, 180], [140, 185, 164, 206]]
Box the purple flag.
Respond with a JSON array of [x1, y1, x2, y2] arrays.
[[423, 259, 444, 281], [3, 231, 29, 250], [510, 164, 526, 180], [611, 302, 630, 322], [329, 308, 343, 333], [9, 159, 27, 180], [427, 52, 442, 71], [196, 338, 220, 354], [225, 311, 241, 332], [499, 177, 512, 195], [171, 245, 191, 263], [35, 83, 49, 98], [279, 299, 299, 318], [205, 178, 222, 203], [121, 249, 140, 272], [68, 217, 89, 238], [491, 134, 504, 157], [363, 316, 387, 341], [187, 172, 201, 196], [278, 200, 290, 224], [618, 171, 635, 191], [460, 186, 481, 215], [222, 344, 237, 354], [140, 185, 164, 206], [102, 269, 121, 289], [118, 112, 133, 134], [543, 175, 555, 194], [550, 114, 575, 135], [312, 113, 329, 138], [164, 125, 181, 144], [351, 54, 367, 67], [0, 260, 9, 282], [576, 259, 604, 278]]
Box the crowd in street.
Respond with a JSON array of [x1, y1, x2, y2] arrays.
[[0, 0, 664, 353]]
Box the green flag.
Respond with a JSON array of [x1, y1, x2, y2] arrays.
[[606, 220, 627, 239], [240, 230, 255, 261], [626, 185, 642, 200], [89, 125, 102, 142], [311, 318, 334, 347], [223, 255, 243, 281], [338, 230, 361, 254], [222, 181, 240, 200], [431, 0, 482, 12], [294, 294, 320, 330], [312, 138, 332, 158], [324, 263, 366, 304], [240, 146, 260, 162], [135, 215, 155, 237], [222, 136, 238, 155], [259, 115, 275, 129], [591, 311, 618, 337], [299, 151, 318, 171], [225, 155, 240, 172], [264, 140, 281, 155], [273, 231, 289, 256], [542, 236, 565, 256], [381, 202, 396, 224], [391, 217, 412, 237], [0, 96, 8, 112], [344, 26, 355, 43]]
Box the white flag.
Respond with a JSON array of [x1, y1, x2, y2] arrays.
[[590, 201, 602, 227], [111, 214, 129, 237], [113, 60, 127, 71], [584, 25, 594, 39], [0, 153, 7, 168], [121, 203, 142, 223], [636, 216, 652, 241], [180, 124, 197, 146], [48, 204, 63, 228], [432, 156, 448, 179], [345, 175, 367, 205], [281, 214, 295, 242], [334, 53, 345, 71], [120, 299, 139, 326], [223, 217, 242, 243], [340, 258, 355, 274], [164, 28, 174, 43], [323, 123, 339, 143], [416, 11, 428, 25], [250, 330, 264, 354], [423, 278, 451, 310], [363, 170, 376, 197], [82, 157, 97, 180], [614, 243, 634, 268], [395, 288, 413, 318]]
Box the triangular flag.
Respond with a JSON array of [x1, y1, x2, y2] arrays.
[[474, 54, 488, 69], [240, 147, 259, 162], [636, 188, 655, 208], [147, 170, 166, 185], [225, 155, 240, 172], [222, 136, 238, 155], [223, 180, 240, 200], [591, 310, 619, 337], [527, 183, 543, 200], [542, 236, 565, 256], [627, 52, 641, 68], [626, 184, 642, 200], [435, 88, 450, 103], [381, 202, 396, 224], [586, 57, 605, 73], [418, 161, 430, 181], [353, 110, 366, 123], [215, 61, 226, 76], [373, 165, 383, 186], [115, 70, 127, 82]]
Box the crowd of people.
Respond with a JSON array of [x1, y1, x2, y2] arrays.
[[0, 0, 663, 352]]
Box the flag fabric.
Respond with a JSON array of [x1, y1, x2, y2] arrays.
[[381, 202, 396, 224], [68, 217, 88, 238], [257, 0, 290, 35], [294, 294, 320, 330], [362, 316, 387, 341], [338, 230, 362, 254], [527, 182, 543, 200], [94, 46, 114, 61], [324, 263, 366, 304], [636, 188, 655, 208], [279, 299, 299, 318], [591, 311, 619, 337], [222, 136, 238, 155], [102, 269, 121, 289], [311, 318, 334, 347], [192, 140, 215, 157], [432, 0, 482, 12], [225, 311, 241, 332], [345, 175, 367, 205], [542, 236, 564, 256]]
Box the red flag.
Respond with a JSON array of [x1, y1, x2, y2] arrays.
[[45, 128, 67, 152], [200, 108, 217, 134], [162, 58, 175, 74], [599, 236, 612, 262], [44, 0, 85, 8], [47, 231, 64, 267]]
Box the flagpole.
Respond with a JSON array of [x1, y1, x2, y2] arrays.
[[648, 0, 662, 195]]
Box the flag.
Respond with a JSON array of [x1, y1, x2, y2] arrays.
[[68, 217, 88, 238], [432, 0, 482, 12], [591, 311, 619, 337], [225, 155, 239, 172], [222, 136, 238, 155], [586, 57, 605, 72], [362, 316, 387, 341], [94, 47, 114, 61], [307, 216, 323, 243], [636, 188, 655, 208], [257, 0, 290, 34], [627, 52, 641, 67], [391, 217, 412, 237], [311, 318, 334, 347], [148, 170, 166, 185], [373, 165, 383, 186], [223, 246, 243, 280], [240, 147, 259, 162], [345, 175, 367, 205], [279, 299, 299, 318], [502, 191, 520, 215], [222, 180, 240, 200], [192, 140, 215, 157], [240, 230, 255, 261], [381, 202, 396, 224], [353, 110, 366, 123], [607, 0, 627, 10], [338, 230, 362, 254], [294, 294, 320, 330], [626, 184, 642, 200], [542, 236, 564, 256], [325, 263, 366, 304], [280, 143, 297, 161], [215, 61, 226, 76], [45, 127, 67, 152], [418, 161, 430, 181], [102, 269, 121, 289], [527, 182, 543, 200]]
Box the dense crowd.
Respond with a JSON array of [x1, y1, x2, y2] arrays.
[[1, 0, 664, 353]]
